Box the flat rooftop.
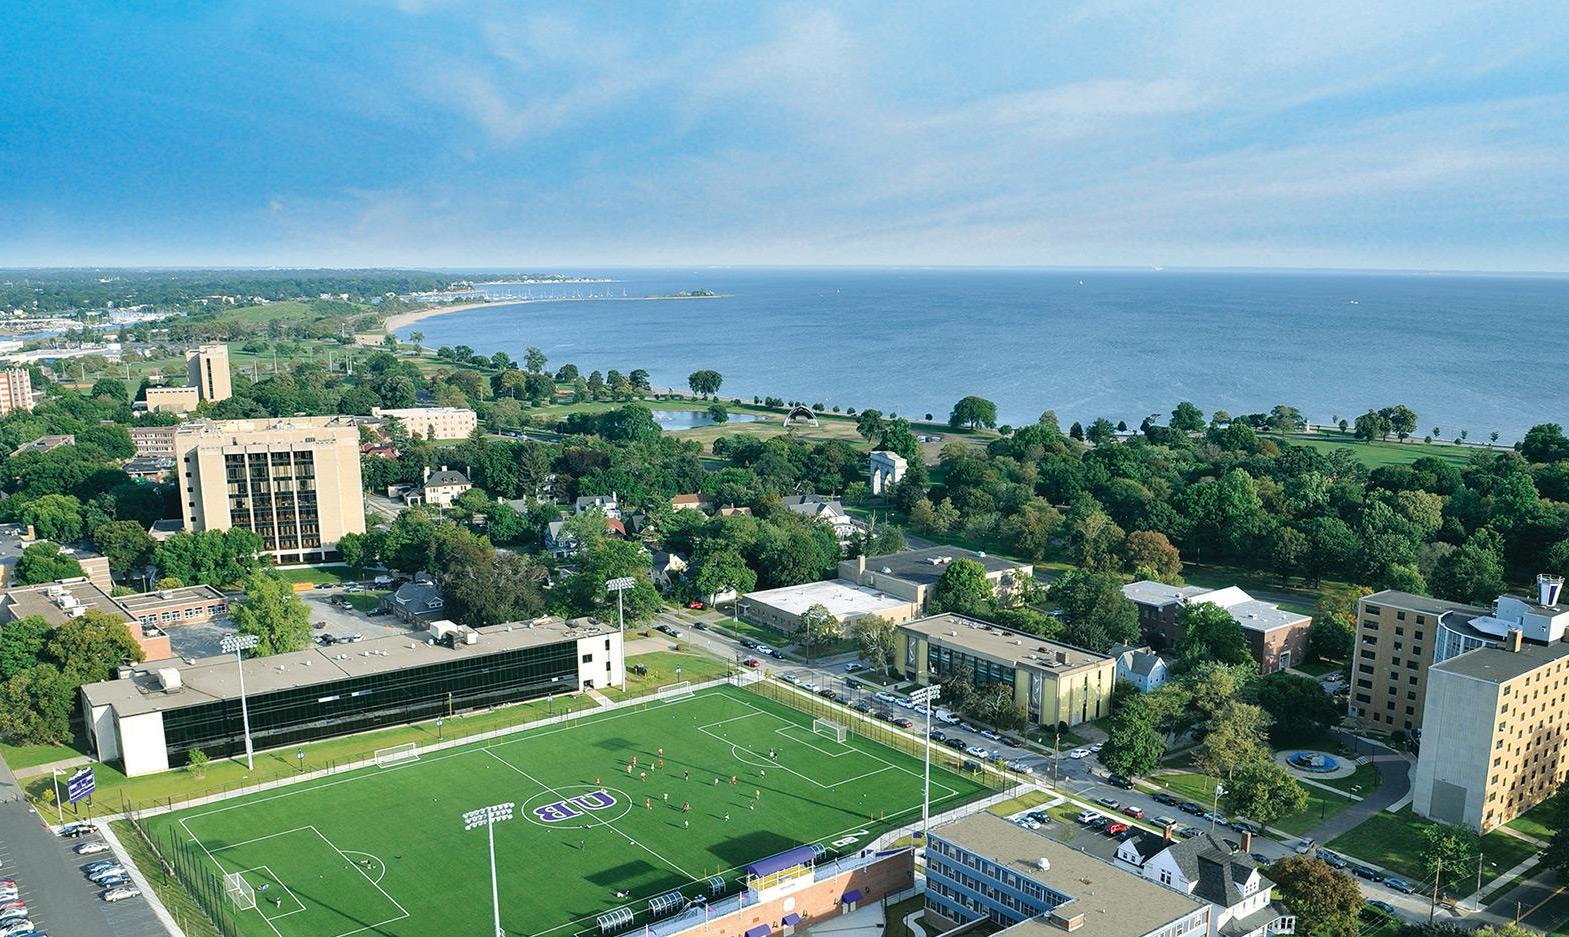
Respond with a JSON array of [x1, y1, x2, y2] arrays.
[[1432, 638, 1569, 685], [1364, 590, 1489, 617], [900, 614, 1108, 674], [114, 585, 225, 613], [82, 615, 616, 717], [932, 813, 1204, 937], [2, 579, 127, 625], [1121, 581, 1308, 633], [861, 546, 1026, 585], [744, 579, 912, 619]]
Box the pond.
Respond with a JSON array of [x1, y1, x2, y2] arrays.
[[652, 409, 762, 430]]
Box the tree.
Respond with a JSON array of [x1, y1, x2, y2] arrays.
[[93, 520, 155, 577], [1307, 588, 1362, 664], [855, 409, 886, 442], [850, 614, 897, 675], [1170, 401, 1206, 433], [1539, 783, 1569, 881], [1267, 404, 1307, 433], [1175, 602, 1253, 670], [947, 396, 997, 431], [1430, 529, 1506, 603], [0, 616, 50, 681], [707, 403, 729, 424], [1384, 404, 1418, 441], [1522, 424, 1569, 463], [337, 531, 366, 569], [1254, 671, 1342, 744], [436, 535, 546, 628], [929, 559, 994, 616], [1085, 418, 1117, 445], [187, 748, 210, 777], [1196, 700, 1271, 780], [154, 529, 266, 587], [1100, 693, 1165, 778], [1123, 530, 1182, 582], [1070, 509, 1126, 572], [232, 572, 313, 655], [687, 369, 723, 398], [46, 609, 144, 683], [18, 494, 84, 543], [562, 539, 662, 624], [1267, 856, 1363, 937], [797, 604, 842, 657], [524, 346, 548, 373], [1353, 409, 1392, 442], [1222, 758, 1308, 824], [12, 542, 85, 585], [1052, 570, 1139, 651], [0, 663, 76, 744], [1420, 822, 1480, 882], [692, 548, 756, 602]]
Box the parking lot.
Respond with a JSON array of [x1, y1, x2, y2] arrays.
[[164, 587, 418, 658]]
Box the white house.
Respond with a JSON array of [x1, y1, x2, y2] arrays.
[[780, 494, 858, 544], [574, 493, 621, 519], [650, 551, 687, 592], [1115, 831, 1295, 937], [1109, 642, 1170, 692]]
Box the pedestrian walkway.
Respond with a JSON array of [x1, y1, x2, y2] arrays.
[[10, 754, 90, 780], [585, 688, 614, 706]]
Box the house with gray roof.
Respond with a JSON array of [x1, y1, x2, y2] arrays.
[[780, 494, 857, 543], [1108, 642, 1170, 692], [839, 546, 1032, 609], [378, 579, 446, 623], [1116, 828, 1295, 937]]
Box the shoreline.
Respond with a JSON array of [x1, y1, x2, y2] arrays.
[[381, 294, 726, 333]]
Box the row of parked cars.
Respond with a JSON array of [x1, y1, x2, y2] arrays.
[[58, 823, 141, 905], [0, 876, 36, 937]]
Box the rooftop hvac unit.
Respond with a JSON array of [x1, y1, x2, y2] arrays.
[[156, 668, 182, 691], [1036, 858, 1050, 871]]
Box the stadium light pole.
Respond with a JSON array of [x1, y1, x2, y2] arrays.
[[911, 684, 941, 845], [606, 576, 635, 690], [219, 633, 260, 771], [463, 802, 515, 937]]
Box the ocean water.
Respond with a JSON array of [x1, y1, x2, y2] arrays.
[[400, 268, 1569, 441]]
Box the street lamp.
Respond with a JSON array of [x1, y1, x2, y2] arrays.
[[219, 633, 260, 771], [1210, 783, 1226, 835], [437, 718, 445, 741], [296, 749, 305, 773], [606, 576, 635, 690], [911, 684, 942, 844], [463, 803, 515, 937]]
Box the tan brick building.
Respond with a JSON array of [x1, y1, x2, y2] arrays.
[[129, 424, 178, 458], [0, 368, 33, 415], [372, 406, 476, 440], [143, 384, 201, 414], [175, 416, 365, 562], [1349, 590, 1491, 732], [185, 343, 232, 403]]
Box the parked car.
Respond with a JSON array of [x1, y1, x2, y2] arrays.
[[874, 691, 897, 703], [1153, 792, 1178, 806], [57, 822, 94, 838], [801, 681, 818, 692], [74, 841, 111, 855], [93, 875, 129, 889], [1383, 877, 1415, 894], [686, 601, 704, 609], [1105, 773, 1134, 789], [692, 621, 707, 630], [1025, 811, 1049, 824], [930, 730, 947, 742], [0, 911, 26, 927], [1365, 899, 1396, 915], [1001, 735, 1024, 747], [845, 662, 865, 673], [755, 644, 774, 655], [845, 677, 863, 689], [739, 638, 757, 649], [1178, 801, 1204, 815], [87, 867, 127, 884], [1076, 810, 1099, 824], [979, 729, 1002, 741], [340, 632, 363, 643], [833, 692, 850, 704], [1089, 742, 1105, 753], [874, 709, 896, 722], [742, 658, 761, 668], [1250, 852, 1269, 865], [1316, 849, 1347, 869], [1095, 797, 1121, 810], [958, 722, 979, 733], [1351, 865, 1383, 882], [852, 702, 874, 714], [944, 737, 968, 750], [1121, 805, 1145, 819], [1104, 821, 1130, 836], [1294, 837, 1316, 854], [1179, 826, 1202, 838], [893, 717, 915, 729], [82, 860, 118, 873], [780, 673, 800, 685], [1015, 817, 1041, 830], [1087, 816, 1110, 830], [768, 649, 785, 659], [962, 760, 982, 772], [966, 745, 989, 757], [816, 688, 836, 699], [1068, 748, 1090, 759], [0, 921, 35, 937], [101, 886, 141, 902]]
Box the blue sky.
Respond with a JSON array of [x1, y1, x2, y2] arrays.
[[2, 2, 1566, 270]]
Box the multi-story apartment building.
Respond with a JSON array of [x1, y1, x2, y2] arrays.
[[371, 406, 476, 440], [925, 813, 1211, 937], [1411, 576, 1569, 831], [185, 343, 232, 403], [896, 614, 1115, 727], [0, 368, 33, 415], [175, 416, 365, 563], [1349, 590, 1503, 732], [1122, 581, 1310, 674], [143, 384, 201, 414], [129, 424, 178, 459]]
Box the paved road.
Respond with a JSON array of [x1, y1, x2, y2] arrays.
[[1476, 866, 1569, 933], [1301, 730, 1413, 844]]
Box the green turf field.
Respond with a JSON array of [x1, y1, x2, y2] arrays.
[[147, 685, 989, 937]]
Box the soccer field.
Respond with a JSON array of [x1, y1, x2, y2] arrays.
[[145, 685, 991, 937]]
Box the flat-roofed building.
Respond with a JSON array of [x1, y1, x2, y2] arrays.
[[372, 406, 476, 440], [143, 385, 201, 414], [13, 434, 74, 455], [0, 368, 33, 415], [839, 546, 1032, 610], [0, 578, 170, 661], [926, 812, 1210, 937], [1347, 582, 1569, 733], [175, 416, 366, 563], [897, 613, 1114, 727], [129, 424, 178, 458], [80, 615, 624, 775], [1122, 580, 1310, 673], [185, 343, 232, 403], [114, 585, 228, 633], [740, 579, 920, 632]]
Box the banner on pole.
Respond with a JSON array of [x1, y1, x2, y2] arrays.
[[67, 767, 95, 803]]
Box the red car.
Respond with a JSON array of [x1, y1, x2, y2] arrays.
[[1122, 805, 1145, 819], [1104, 821, 1129, 836], [687, 601, 705, 609], [743, 657, 761, 668]]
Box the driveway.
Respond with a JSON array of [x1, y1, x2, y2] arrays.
[[1301, 729, 1412, 844]]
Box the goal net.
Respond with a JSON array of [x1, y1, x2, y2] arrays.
[[224, 872, 256, 911], [375, 742, 419, 767], [813, 718, 848, 743], [658, 681, 694, 700]]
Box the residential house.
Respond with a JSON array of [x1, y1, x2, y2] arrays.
[[650, 551, 687, 592], [669, 493, 714, 513], [1108, 642, 1170, 692], [415, 466, 472, 508], [780, 494, 857, 544], [574, 493, 621, 519], [1116, 828, 1295, 937], [378, 580, 447, 624], [545, 516, 627, 559]]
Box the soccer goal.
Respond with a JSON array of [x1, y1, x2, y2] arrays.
[[812, 718, 848, 743], [658, 681, 694, 700], [224, 872, 256, 911], [375, 741, 419, 767]]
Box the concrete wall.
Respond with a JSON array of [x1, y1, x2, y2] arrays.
[[118, 710, 171, 776], [577, 631, 625, 690], [1413, 669, 1498, 830]]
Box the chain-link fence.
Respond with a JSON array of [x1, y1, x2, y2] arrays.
[[123, 793, 246, 937]]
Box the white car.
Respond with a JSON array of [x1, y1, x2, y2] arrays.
[[800, 681, 818, 692], [780, 673, 799, 685], [1068, 748, 1090, 759], [979, 729, 1002, 741], [75, 840, 112, 855], [1089, 742, 1105, 753], [755, 644, 773, 655], [1015, 818, 1041, 830], [0, 910, 26, 926], [965, 745, 990, 757], [0, 921, 35, 937], [101, 886, 141, 902], [88, 867, 127, 883]]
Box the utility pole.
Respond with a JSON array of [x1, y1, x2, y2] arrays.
[[1210, 783, 1225, 836], [1430, 857, 1443, 921]]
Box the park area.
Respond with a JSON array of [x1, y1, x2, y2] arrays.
[[140, 685, 989, 937]]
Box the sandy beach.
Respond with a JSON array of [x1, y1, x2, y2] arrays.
[[381, 300, 495, 332], [381, 293, 725, 333]]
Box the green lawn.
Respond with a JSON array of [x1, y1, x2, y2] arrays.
[[1507, 800, 1555, 840], [986, 789, 1054, 817], [1, 737, 89, 771], [883, 895, 928, 937], [1326, 807, 1538, 892], [1311, 761, 1383, 797], [600, 651, 737, 702], [1281, 433, 1476, 468], [339, 590, 388, 612], [272, 565, 372, 585], [145, 685, 988, 937], [1155, 770, 1352, 837]]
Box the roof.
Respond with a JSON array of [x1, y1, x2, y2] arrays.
[[81, 615, 616, 717], [1362, 590, 1489, 617], [932, 813, 1205, 937], [1109, 643, 1165, 677], [0, 579, 127, 626], [114, 585, 225, 613], [383, 581, 445, 617], [1126, 831, 1266, 909], [1120, 581, 1308, 634], [670, 493, 711, 507], [424, 468, 470, 487], [861, 546, 1025, 585], [745, 845, 817, 878], [651, 552, 686, 573], [900, 614, 1110, 674], [123, 456, 174, 474], [13, 434, 76, 454], [1431, 638, 1569, 684], [744, 579, 913, 620]]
